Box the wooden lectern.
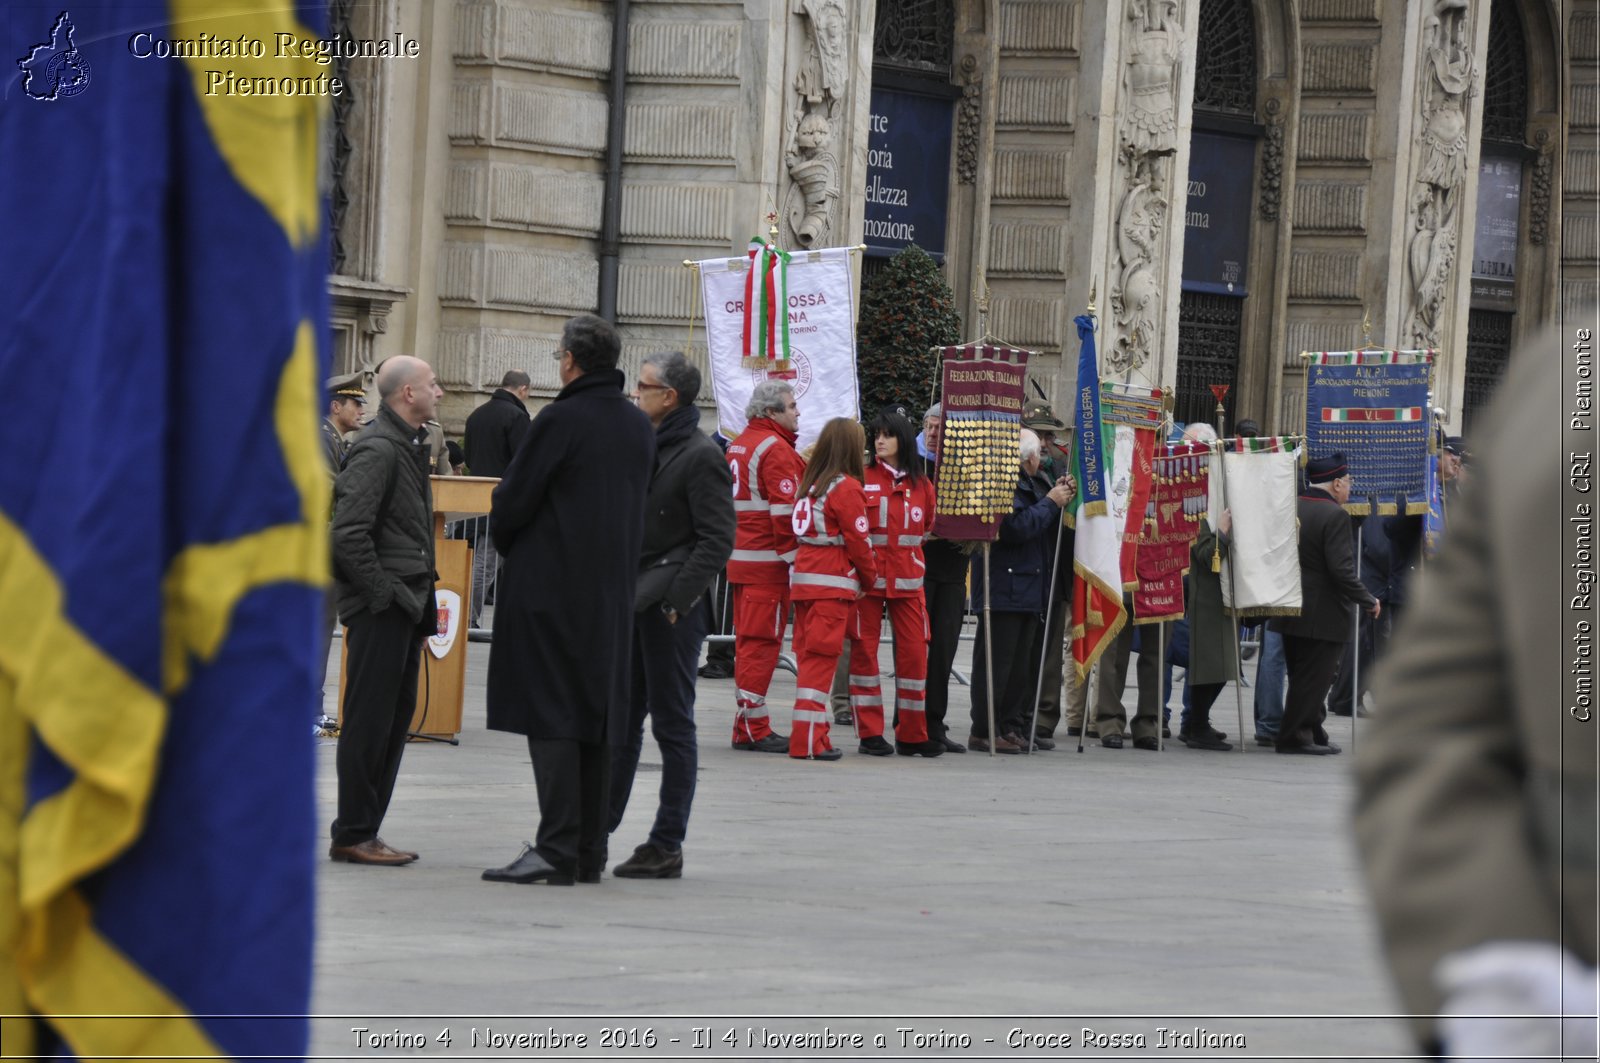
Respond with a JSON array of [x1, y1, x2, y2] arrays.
[[338, 475, 497, 741]]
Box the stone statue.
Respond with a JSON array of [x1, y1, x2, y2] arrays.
[[795, 0, 849, 107], [785, 109, 837, 247], [1121, 0, 1183, 157], [1407, 0, 1477, 346]]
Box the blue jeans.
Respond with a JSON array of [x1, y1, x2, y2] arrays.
[[609, 598, 709, 851], [1253, 628, 1287, 740]]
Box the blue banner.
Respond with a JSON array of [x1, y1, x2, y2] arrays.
[[2, 2, 321, 1057], [1181, 130, 1256, 296], [863, 87, 954, 261], [1073, 315, 1109, 513], [1304, 354, 1434, 515]]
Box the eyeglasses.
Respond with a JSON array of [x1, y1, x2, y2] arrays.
[[551, 349, 567, 361], [636, 381, 672, 393]]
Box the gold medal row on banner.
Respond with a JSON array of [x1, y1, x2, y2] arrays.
[[939, 420, 1018, 516]]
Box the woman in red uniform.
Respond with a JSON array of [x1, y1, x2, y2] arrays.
[[788, 418, 879, 761], [847, 406, 943, 757]]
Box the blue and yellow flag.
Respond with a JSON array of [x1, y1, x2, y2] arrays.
[[2, 3, 327, 1056]]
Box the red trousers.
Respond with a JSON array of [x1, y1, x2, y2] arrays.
[[789, 599, 848, 757], [847, 595, 930, 743], [731, 583, 790, 743]]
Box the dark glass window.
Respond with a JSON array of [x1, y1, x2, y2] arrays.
[[1481, 0, 1528, 147], [873, 0, 955, 77], [1192, 0, 1256, 118]]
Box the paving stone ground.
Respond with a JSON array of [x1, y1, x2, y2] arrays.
[[311, 626, 1413, 1061]]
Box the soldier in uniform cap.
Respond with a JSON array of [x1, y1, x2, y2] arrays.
[[322, 371, 368, 476], [316, 370, 369, 733]]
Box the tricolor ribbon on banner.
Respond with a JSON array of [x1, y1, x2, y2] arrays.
[[1068, 314, 1128, 680], [742, 236, 792, 370]]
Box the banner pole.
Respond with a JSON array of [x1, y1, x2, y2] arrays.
[[1352, 522, 1363, 752], [1028, 505, 1067, 751], [982, 542, 997, 756]]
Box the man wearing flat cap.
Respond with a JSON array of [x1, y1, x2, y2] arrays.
[[316, 371, 368, 733], [1271, 452, 1380, 755]]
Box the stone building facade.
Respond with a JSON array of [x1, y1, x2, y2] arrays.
[[328, 0, 1595, 438]]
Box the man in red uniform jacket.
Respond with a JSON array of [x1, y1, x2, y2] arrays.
[[724, 381, 805, 751]]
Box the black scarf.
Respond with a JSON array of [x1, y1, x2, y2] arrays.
[[655, 404, 701, 450]]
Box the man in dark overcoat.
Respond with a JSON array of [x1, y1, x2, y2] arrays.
[[607, 351, 735, 879], [481, 315, 655, 886], [462, 369, 532, 625], [1271, 452, 1379, 755]]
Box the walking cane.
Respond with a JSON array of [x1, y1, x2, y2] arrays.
[[981, 542, 997, 755], [1027, 505, 1068, 751]]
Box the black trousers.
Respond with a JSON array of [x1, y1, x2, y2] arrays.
[[923, 577, 967, 738], [968, 610, 1043, 739], [610, 600, 708, 851], [529, 736, 610, 874], [1279, 634, 1345, 747], [1330, 609, 1389, 711], [332, 606, 422, 848]]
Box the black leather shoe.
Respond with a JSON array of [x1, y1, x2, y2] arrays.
[[733, 733, 790, 753], [481, 843, 575, 885], [796, 748, 843, 761], [1066, 726, 1083, 737], [697, 661, 734, 679], [1255, 735, 1275, 747], [896, 738, 945, 757], [612, 842, 683, 879], [858, 735, 893, 756], [1100, 734, 1124, 749], [1133, 736, 1160, 751], [834, 708, 855, 726], [939, 735, 967, 753], [1275, 742, 1334, 756], [1183, 732, 1233, 751], [1321, 740, 1343, 755], [1029, 733, 1056, 751]]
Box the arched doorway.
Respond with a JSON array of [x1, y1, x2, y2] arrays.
[[1173, 0, 1259, 429], [1461, 0, 1530, 434]]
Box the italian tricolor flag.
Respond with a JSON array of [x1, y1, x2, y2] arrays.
[[1067, 314, 1128, 680]]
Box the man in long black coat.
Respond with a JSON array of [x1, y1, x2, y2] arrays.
[[1272, 452, 1380, 755], [481, 315, 655, 886], [607, 351, 735, 879]]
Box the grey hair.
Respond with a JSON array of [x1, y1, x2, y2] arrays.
[[1019, 427, 1041, 464], [1182, 422, 1218, 443], [923, 402, 942, 422], [745, 379, 795, 421], [642, 350, 701, 406]]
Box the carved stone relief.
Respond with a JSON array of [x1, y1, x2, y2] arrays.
[[784, 0, 850, 247], [1109, 0, 1183, 373], [1259, 96, 1284, 221], [1405, 0, 1478, 347], [1529, 127, 1553, 246], [957, 54, 981, 184]]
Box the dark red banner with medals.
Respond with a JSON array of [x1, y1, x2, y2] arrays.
[[931, 344, 1031, 542], [1133, 442, 1211, 624]]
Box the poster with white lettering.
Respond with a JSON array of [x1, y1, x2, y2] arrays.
[[696, 246, 860, 451]]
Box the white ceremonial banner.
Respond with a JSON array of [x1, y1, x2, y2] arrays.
[[697, 246, 859, 453], [1207, 446, 1304, 617]]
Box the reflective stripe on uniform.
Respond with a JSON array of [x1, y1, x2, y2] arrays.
[[798, 535, 843, 546], [792, 571, 859, 592], [778, 550, 797, 564], [893, 576, 924, 591], [793, 708, 830, 723], [848, 674, 877, 686], [896, 677, 927, 691], [734, 499, 770, 512], [850, 694, 884, 708], [897, 534, 924, 547], [747, 435, 778, 502], [794, 687, 831, 706], [771, 503, 794, 517], [731, 548, 784, 563], [868, 534, 889, 546], [895, 696, 925, 711]]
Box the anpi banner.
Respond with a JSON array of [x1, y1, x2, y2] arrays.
[[697, 246, 860, 452]]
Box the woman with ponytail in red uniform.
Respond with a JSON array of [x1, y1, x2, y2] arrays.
[[848, 406, 944, 757], [787, 419, 879, 761]]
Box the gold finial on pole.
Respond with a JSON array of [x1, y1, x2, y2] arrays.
[[1087, 277, 1098, 316], [1361, 308, 1373, 347], [765, 210, 780, 243]]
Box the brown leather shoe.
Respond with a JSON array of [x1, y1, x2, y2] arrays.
[[330, 839, 416, 866], [374, 838, 419, 861]]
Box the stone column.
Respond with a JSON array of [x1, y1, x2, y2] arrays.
[[1098, 0, 1201, 394], [777, 0, 875, 251]]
